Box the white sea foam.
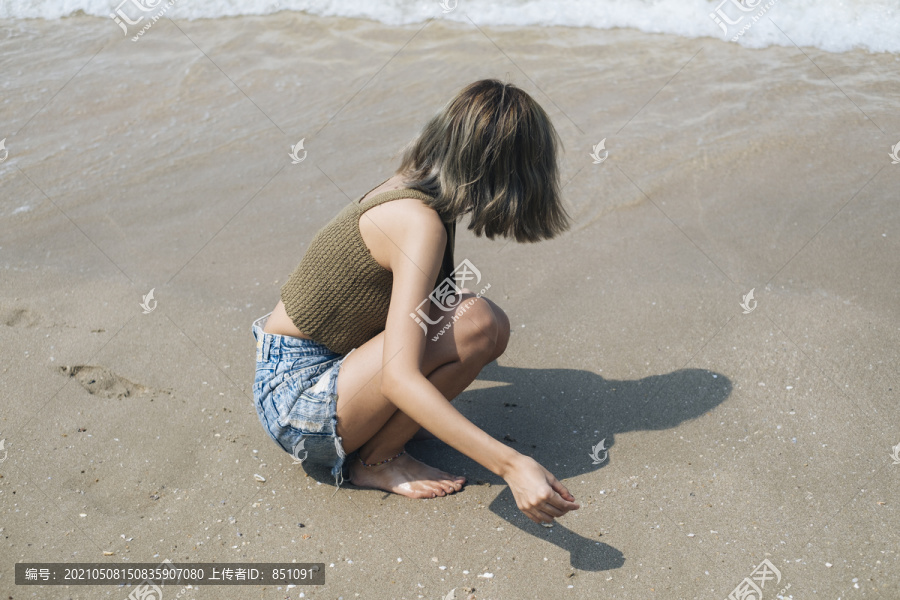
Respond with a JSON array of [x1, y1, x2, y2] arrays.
[[1, 0, 897, 54]]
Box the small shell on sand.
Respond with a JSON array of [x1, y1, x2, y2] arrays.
[[253, 474, 266, 482]]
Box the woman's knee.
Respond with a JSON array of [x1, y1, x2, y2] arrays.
[[488, 299, 510, 358], [457, 296, 509, 361]]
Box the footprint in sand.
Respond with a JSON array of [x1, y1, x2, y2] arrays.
[[59, 365, 150, 399], [1, 307, 42, 328]]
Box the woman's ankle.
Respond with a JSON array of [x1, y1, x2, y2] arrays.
[[358, 445, 407, 466]]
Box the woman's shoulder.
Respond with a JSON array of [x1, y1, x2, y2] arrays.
[[364, 194, 446, 232], [360, 197, 448, 263]]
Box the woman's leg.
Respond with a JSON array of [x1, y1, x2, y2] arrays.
[[335, 294, 510, 498]]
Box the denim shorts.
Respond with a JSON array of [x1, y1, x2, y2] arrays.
[[251, 313, 355, 487]]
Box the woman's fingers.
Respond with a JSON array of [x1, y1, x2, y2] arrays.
[[522, 494, 577, 524], [506, 456, 579, 523], [539, 478, 580, 513], [545, 471, 578, 504], [529, 503, 565, 524], [538, 504, 565, 519], [548, 493, 580, 513]]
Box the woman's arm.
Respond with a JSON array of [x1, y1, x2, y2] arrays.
[[376, 202, 579, 523]]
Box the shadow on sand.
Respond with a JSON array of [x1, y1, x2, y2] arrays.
[[411, 362, 733, 572]]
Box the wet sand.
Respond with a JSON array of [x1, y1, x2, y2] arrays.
[[1, 10, 898, 599]]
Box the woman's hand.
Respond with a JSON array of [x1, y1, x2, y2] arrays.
[[502, 454, 580, 524]]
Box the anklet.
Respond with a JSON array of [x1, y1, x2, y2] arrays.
[[359, 450, 406, 467]]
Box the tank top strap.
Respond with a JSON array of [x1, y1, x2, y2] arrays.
[[356, 188, 435, 214], [355, 177, 391, 203]]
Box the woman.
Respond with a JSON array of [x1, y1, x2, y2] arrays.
[[252, 79, 578, 524]]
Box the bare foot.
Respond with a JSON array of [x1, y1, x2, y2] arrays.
[[348, 451, 465, 499]]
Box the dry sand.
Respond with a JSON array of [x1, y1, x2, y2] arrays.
[[1, 10, 898, 600]]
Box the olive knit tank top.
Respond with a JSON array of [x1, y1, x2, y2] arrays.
[[280, 182, 456, 355]]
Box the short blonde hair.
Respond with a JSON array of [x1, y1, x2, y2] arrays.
[[397, 79, 570, 243]]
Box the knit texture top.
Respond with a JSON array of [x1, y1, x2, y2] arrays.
[[280, 185, 456, 355]]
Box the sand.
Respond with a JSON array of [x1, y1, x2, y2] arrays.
[[0, 9, 898, 599]]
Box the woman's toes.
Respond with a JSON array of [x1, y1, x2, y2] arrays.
[[417, 483, 441, 498], [442, 476, 464, 489]]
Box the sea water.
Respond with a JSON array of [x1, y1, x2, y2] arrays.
[[1, 0, 898, 54]]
